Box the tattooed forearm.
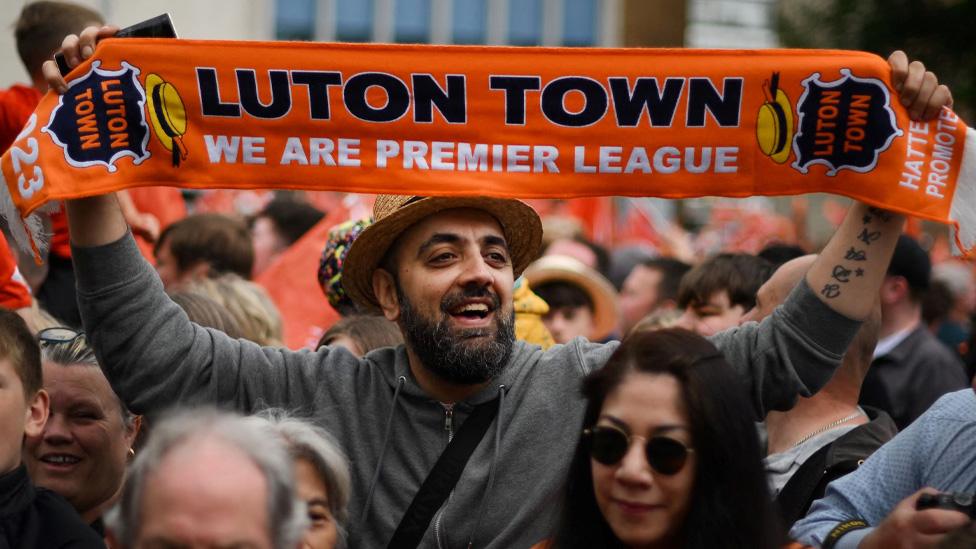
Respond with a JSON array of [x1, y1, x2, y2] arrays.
[[808, 202, 904, 318]]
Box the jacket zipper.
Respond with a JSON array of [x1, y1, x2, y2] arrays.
[[434, 403, 455, 548]]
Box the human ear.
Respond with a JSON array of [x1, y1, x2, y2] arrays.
[[880, 276, 907, 305], [373, 269, 401, 321], [124, 414, 143, 447], [24, 389, 49, 439]]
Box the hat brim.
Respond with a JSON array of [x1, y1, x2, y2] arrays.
[[344, 197, 542, 311], [523, 260, 620, 341], [146, 75, 171, 149], [771, 90, 794, 163]]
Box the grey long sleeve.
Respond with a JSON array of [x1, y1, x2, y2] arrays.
[[73, 232, 358, 415], [707, 279, 863, 420]]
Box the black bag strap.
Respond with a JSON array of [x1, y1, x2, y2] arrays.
[[776, 442, 833, 526], [387, 397, 500, 549]]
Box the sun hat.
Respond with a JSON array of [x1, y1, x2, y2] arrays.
[[522, 254, 620, 341], [343, 195, 543, 311]]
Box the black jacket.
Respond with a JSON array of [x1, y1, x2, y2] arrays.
[[861, 326, 968, 429], [0, 465, 105, 549], [776, 406, 898, 526]]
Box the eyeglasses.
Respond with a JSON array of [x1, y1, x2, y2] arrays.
[[37, 326, 86, 346], [584, 425, 694, 476]]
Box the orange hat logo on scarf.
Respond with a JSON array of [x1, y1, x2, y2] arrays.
[[41, 61, 150, 172], [146, 73, 189, 166]]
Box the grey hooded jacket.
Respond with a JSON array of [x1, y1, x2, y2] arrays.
[[73, 234, 860, 548]]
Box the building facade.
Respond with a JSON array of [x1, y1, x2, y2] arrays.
[[0, 0, 777, 92]]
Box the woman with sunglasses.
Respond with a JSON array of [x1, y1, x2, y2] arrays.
[[24, 327, 142, 537], [543, 328, 783, 549]]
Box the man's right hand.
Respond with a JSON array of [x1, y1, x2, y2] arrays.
[[41, 24, 119, 94], [860, 489, 971, 549]]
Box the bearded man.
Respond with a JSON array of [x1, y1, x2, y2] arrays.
[[50, 29, 950, 548]]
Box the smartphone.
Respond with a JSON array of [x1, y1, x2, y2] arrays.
[[55, 13, 178, 76]]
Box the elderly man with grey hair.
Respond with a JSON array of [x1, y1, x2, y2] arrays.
[[106, 409, 307, 549]]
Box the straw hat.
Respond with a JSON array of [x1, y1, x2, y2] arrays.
[[343, 195, 543, 311], [523, 255, 620, 341]]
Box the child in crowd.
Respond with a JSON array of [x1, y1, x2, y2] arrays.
[[675, 253, 773, 336], [0, 309, 104, 548], [524, 255, 620, 344]]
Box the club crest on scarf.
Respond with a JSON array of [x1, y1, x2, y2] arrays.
[[792, 69, 902, 176], [42, 61, 150, 173]]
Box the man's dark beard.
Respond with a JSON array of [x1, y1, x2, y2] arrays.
[[398, 283, 515, 385]]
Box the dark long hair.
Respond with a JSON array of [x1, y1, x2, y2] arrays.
[[550, 329, 784, 549]]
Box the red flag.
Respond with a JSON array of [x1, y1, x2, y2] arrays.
[[254, 211, 345, 349]]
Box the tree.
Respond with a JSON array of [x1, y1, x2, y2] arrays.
[[778, 0, 976, 119]]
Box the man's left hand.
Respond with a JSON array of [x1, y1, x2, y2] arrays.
[[888, 50, 953, 121]]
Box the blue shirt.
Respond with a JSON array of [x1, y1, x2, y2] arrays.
[[790, 389, 976, 548]]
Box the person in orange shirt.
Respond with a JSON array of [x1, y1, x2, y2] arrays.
[[3, 2, 185, 326], [2, 2, 103, 326], [0, 231, 31, 313]]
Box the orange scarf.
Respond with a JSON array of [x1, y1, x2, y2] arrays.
[[2, 39, 974, 255]]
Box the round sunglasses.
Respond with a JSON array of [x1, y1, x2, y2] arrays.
[[584, 425, 694, 476], [37, 326, 86, 346]]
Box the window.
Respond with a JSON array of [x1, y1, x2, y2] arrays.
[[276, 0, 316, 41], [563, 0, 597, 46], [337, 0, 374, 42], [508, 0, 543, 45], [396, 0, 432, 42], [453, 0, 487, 44]]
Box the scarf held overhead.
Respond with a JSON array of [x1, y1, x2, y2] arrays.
[[2, 39, 975, 255]]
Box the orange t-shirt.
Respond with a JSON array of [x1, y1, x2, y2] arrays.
[[0, 84, 41, 153], [0, 230, 31, 309]]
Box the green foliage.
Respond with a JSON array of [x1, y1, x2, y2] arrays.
[[778, 0, 976, 118]]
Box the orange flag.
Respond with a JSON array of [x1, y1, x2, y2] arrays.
[[255, 215, 340, 349], [2, 40, 974, 254]]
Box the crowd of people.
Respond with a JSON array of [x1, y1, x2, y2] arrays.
[[1, 2, 974, 548]]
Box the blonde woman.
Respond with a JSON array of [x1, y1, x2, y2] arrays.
[[185, 274, 284, 346]]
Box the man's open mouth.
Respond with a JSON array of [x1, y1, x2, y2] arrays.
[[450, 302, 492, 320]]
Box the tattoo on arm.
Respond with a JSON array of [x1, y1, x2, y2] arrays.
[[845, 247, 867, 261], [832, 265, 853, 283], [858, 228, 881, 246], [821, 283, 842, 299], [867, 207, 894, 223]]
